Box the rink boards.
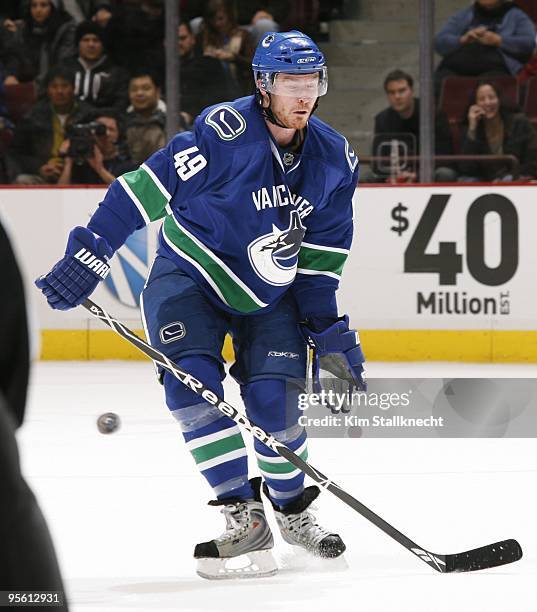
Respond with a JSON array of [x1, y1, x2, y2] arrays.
[[1, 183, 535, 362]]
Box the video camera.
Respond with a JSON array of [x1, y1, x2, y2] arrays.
[[66, 121, 107, 164]]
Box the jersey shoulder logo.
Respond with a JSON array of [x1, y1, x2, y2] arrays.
[[205, 105, 247, 141], [248, 210, 306, 286], [344, 137, 358, 172]]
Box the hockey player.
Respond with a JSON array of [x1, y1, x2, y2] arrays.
[[35, 31, 366, 579]]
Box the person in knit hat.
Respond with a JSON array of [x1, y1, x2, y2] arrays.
[[59, 19, 129, 114]]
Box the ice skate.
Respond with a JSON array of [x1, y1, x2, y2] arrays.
[[264, 483, 346, 558], [194, 478, 277, 579]]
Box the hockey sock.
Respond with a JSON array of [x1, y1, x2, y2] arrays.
[[164, 356, 253, 500], [242, 379, 306, 506]]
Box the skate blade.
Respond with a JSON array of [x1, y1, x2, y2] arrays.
[[196, 549, 278, 580]]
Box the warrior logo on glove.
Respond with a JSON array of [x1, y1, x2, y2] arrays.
[[74, 248, 111, 279], [35, 226, 114, 311]]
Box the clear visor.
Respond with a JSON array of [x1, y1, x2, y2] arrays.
[[256, 67, 328, 98]]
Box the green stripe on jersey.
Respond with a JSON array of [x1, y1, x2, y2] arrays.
[[190, 433, 245, 464], [257, 448, 308, 474], [298, 245, 347, 277], [162, 216, 266, 313], [122, 167, 168, 221]]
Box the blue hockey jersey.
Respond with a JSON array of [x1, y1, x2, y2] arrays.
[[88, 95, 359, 319]]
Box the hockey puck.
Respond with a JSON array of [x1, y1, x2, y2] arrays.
[[97, 412, 120, 434]]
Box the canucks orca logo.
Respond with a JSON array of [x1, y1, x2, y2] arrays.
[[247, 210, 306, 286], [104, 227, 152, 307]]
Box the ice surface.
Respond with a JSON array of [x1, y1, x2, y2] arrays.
[[17, 361, 537, 612]]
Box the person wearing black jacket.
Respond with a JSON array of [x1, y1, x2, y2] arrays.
[[3, 0, 75, 91], [178, 21, 229, 125], [10, 65, 94, 184], [372, 69, 457, 182], [459, 80, 537, 181], [147, 21, 230, 125], [60, 20, 128, 114], [0, 219, 68, 610], [434, 0, 536, 92]]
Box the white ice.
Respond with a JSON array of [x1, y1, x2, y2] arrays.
[[17, 361, 537, 612]]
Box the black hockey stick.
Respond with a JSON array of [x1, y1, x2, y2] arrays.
[[82, 298, 522, 573]]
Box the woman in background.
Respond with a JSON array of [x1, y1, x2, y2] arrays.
[[198, 0, 255, 98], [459, 80, 537, 181], [3, 0, 75, 90]]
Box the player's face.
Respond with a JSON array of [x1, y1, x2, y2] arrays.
[[475, 84, 500, 120], [264, 74, 318, 130], [129, 77, 160, 112], [385, 79, 414, 115], [79, 34, 104, 62]]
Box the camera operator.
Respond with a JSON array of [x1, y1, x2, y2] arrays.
[[11, 65, 93, 185], [58, 112, 136, 185]]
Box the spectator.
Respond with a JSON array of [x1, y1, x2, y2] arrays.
[[434, 0, 536, 92], [10, 65, 94, 184], [197, 0, 255, 97], [58, 111, 135, 185], [459, 80, 537, 181], [177, 21, 229, 125], [125, 70, 166, 165], [2, 1, 110, 23], [236, 1, 289, 43], [3, 0, 76, 90], [372, 70, 457, 182], [102, 0, 164, 70], [61, 20, 128, 114], [148, 21, 230, 124], [190, 1, 290, 41], [91, 2, 113, 28]]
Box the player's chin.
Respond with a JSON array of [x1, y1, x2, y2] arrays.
[[288, 113, 310, 129]]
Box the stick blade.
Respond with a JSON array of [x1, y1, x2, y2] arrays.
[[445, 539, 522, 573]]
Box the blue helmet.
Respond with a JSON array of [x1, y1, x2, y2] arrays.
[[252, 31, 328, 98]]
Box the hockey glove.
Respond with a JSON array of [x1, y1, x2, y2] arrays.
[[35, 226, 113, 311], [300, 315, 367, 393]]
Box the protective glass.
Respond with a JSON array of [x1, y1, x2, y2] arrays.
[[256, 67, 328, 98]]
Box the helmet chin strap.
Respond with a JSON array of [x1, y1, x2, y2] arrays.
[[255, 89, 319, 129]]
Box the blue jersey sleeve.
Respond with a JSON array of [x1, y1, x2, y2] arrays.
[[87, 125, 222, 251], [292, 162, 359, 324]]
